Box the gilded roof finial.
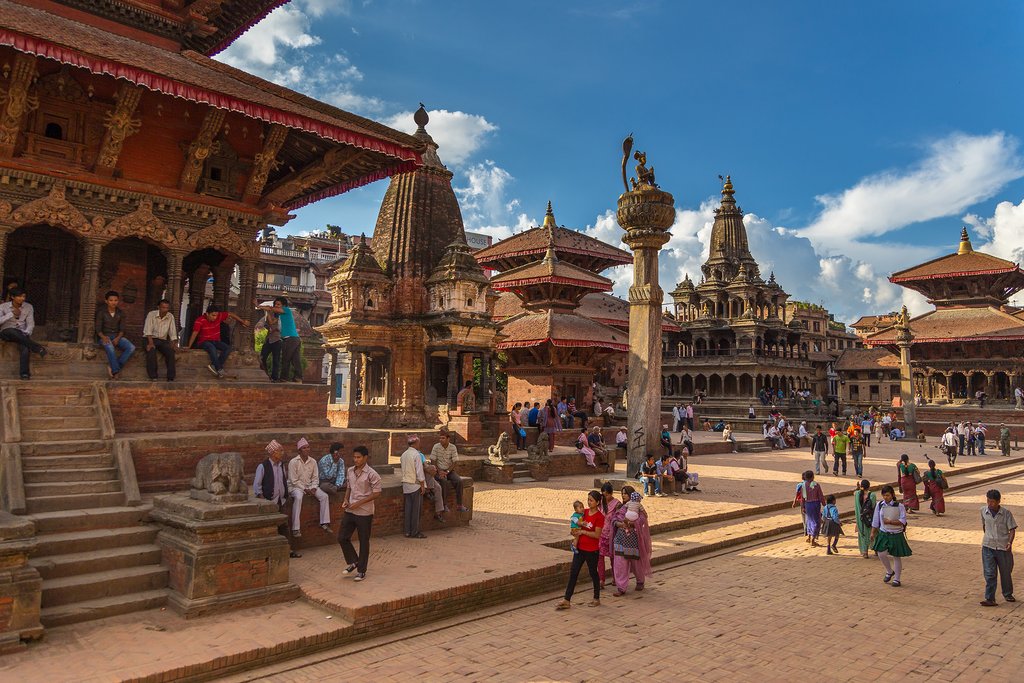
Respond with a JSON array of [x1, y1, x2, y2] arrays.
[[719, 174, 735, 198], [957, 226, 973, 255], [413, 103, 429, 133], [543, 200, 556, 229]]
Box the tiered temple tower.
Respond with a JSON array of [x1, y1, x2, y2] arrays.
[[867, 228, 1024, 402], [476, 203, 631, 406], [319, 107, 500, 429], [662, 177, 817, 399]]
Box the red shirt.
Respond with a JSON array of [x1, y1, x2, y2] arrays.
[[576, 509, 604, 553], [192, 312, 228, 344]]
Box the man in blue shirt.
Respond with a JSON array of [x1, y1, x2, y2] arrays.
[[527, 402, 540, 427], [860, 416, 874, 447], [258, 296, 302, 383], [318, 441, 346, 495], [556, 396, 568, 428]]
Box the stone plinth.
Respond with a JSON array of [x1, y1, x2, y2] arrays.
[[481, 463, 514, 484], [446, 414, 487, 444], [150, 493, 299, 618], [526, 462, 550, 481], [0, 512, 42, 652]]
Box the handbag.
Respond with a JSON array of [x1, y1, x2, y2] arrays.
[[613, 526, 640, 559], [939, 476, 949, 490], [912, 467, 922, 484], [517, 427, 526, 439]]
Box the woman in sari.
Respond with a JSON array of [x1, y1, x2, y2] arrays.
[[792, 470, 825, 546], [576, 428, 597, 468], [854, 479, 877, 559], [597, 482, 622, 586], [608, 485, 653, 596], [921, 459, 946, 515], [897, 454, 920, 512], [542, 399, 561, 450]]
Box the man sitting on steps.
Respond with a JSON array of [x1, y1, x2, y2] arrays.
[[0, 287, 47, 379], [430, 429, 469, 512], [96, 290, 134, 379], [288, 437, 331, 537]]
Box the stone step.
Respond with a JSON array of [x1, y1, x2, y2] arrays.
[[34, 526, 159, 557], [41, 565, 169, 608], [20, 439, 108, 456], [30, 505, 151, 534], [31, 543, 162, 580], [21, 404, 97, 418], [40, 589, 168, 629], [21, 427, 105, 442], [25, 479, 121, 497], [26, 491, 125, 514], [22, 453, 114, 470], [21, 415, 102, 431], [17, 391, 95, 408], [511, 477, 536, 484], [23, 466, 118, 483]]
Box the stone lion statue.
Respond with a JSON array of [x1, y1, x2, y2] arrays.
[[191, 452, 246, 500], [487, 431, 514, 465], [526, 438, 550, 463]]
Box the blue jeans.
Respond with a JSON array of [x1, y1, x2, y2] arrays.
[[100, 337, 135, 373], [851, 449, 864, 477], [201, 340, 231, 371], [983, 546, 1014, 601], [640, 475, 661, 496]]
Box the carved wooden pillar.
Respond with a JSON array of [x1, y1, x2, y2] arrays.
[[236, 259, 256, 351], [77, 237, 104, 343], [95, 84, 142, 176], [212, 262, 233, 311], [0, 225, 11, 289], [447, 349, 459, 408], [0, 53, 37, 158], [164, 249, 186, 334], [478, 351, 492, 405]]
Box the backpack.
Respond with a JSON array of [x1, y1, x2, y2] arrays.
[[859, 494, 874, 528]]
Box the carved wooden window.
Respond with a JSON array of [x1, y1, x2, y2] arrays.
[[24, 70, 94, 167], [199, 135, 245, 199]]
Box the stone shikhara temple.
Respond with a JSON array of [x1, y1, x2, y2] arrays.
[[867, 228, 1024, 403], [476, 203, 632, 408], [318, 106, 501, 434]]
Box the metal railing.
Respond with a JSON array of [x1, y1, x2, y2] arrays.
[[256, 282, 315, 293]]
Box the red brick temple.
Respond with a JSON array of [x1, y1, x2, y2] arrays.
[[0, 0, 450, 640], [867, 227, 1024, 403], [476, 203, 631, 407]]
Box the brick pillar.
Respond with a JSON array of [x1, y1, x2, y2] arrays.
[[0, 225, 10, 288], [447, 349, 458, 408], [77, 237, 104, 343]]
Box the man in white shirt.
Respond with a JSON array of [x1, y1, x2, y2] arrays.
[[143, 298, 177, 381], [1015, 386, 1023, 410], [400, 434, 427, 539], [956, 421, 968, 458], [0, 288, 47, 379], [767, 425, 785, 450], [288, 437, 330, 536], [941, 428, 958, 467], [980, 489, 1017, 606], [671, 404, 682, 432]]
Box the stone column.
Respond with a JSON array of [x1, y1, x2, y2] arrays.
[[349, 350, 363, 409], [212, 262, 233, 311], [479, 351, 492, 406], [447, 349, 459, 408], [895, 308, 916, 434], [164, 249, 186, 340], [77, 237, 105, 343], [617, 140, 675, 475]]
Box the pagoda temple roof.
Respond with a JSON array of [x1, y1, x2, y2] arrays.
[[496, 310, 629, 353], [866, 306, 1024, 346], [475, 203, 630, 272], [890, 229, 1021, 283], [0, 0, 424, 208], [489, 255, 613, 292], [834, 347, 900, 371], [492, 291, 678, 333], [851, 314, 897, 329]]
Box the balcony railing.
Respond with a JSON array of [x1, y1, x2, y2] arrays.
[[256, 282, 315, 293], [260, 245, 307, 259], [663, 348, 813, 368]]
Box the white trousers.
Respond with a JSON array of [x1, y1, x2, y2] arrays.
[[291, 487, 330, 531]]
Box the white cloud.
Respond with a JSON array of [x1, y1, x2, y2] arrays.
[[382, 110, 497, 166], [800, 132, 1024, 249], [965, 199, 1024, 306], [454, 161, 537, 242]]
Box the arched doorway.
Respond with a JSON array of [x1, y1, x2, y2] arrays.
[[724, 373, 738, 395], [4, 224, 82, 341], [949, 372, 968, 399], [969, 372, 987, 396], [181, 248, 233, 343], [680, 374, 694, 397], [709, 373, 723, 396], [98, 237, 168, 345], [740, 373, 753, 396]]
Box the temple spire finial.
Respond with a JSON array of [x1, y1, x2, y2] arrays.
[[543, 200, 556, 229], [413, 103, 429, 133], [720, 174, 735, 198], [957, 226, 974, 255]]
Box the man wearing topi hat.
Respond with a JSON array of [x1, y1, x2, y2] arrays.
[[254, 439, 301, 558], [288, 437, 331, 536]]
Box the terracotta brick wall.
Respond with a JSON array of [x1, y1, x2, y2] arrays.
[[108, 383, 331, 433]]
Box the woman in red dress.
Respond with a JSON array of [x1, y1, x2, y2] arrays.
[[556, 490, 604, 609]]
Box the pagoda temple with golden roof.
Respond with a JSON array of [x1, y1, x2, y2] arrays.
[[478, 203, 632, 407], [866, 227, 1024, 402]]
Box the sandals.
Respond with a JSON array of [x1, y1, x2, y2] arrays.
[[588, 600, 601, 607], [289, 551, 302, 558], [883, 572, 894, 583], [612, 590, 626, 597], [555, 599, 571, 610], [891, 580, 902, 588]]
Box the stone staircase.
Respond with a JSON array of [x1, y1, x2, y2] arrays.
[[15, 383, 167, 627], [737, 439, 773, 454], [510, 456, 535, 484]]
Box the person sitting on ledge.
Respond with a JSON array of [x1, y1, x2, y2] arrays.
[[712, 419, 726, 432], [421, 450, 446, 523], [658, 452, 680, 495], [317, 441, 346, 495], [96, 290, 135, 379], [143, 298, 177, 382], [431, 429, 468, 512], [187, 304, 249, 379], [0, 287, 47, 380], [917, 430, 927, 443], [615, 425, 628, 458], [588, 426, 609, 469], [639, 453, 664, 496], [288, 437, 331, 537], [577, 427, 598, 468], [456, 380, 475, 412], [889, 426, 906, 441]]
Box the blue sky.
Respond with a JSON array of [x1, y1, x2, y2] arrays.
[[220, 0, 1024, 323]]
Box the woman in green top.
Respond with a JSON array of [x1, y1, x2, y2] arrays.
[[854, 479, 877, 558], [921, 459, 946, 515], [897, 454, 920, 512]]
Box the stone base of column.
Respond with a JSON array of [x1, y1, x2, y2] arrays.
[[446, 414, 486, 444], [150, 493, 299, 619], [481, 462, 514, 484], [0, 512, 43, 652]]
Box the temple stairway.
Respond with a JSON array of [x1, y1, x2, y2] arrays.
[[15, 383, 167, 627]]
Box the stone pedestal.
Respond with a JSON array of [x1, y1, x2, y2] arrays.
[[150, 493, 299, 618], [526, 462, 550, 481], [895, 306, 917, 435], [0, 512, 42, 652], [447, 414, 486, 444], [481, 463, 514, 484]]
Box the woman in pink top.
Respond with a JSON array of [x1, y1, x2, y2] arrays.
[[597, 482, 622, 586]]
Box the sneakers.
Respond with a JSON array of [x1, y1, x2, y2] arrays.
[[292, 530, 302, 538], [353, 572, 366, 582], [320, 523, 331, 532], [343, 563, 357, 574], [207, 364, 219, 377]]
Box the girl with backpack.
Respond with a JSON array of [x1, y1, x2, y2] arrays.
[[854, 479, 877, 559]]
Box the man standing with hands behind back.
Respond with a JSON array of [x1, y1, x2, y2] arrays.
[[400, 434, 427, 539], [980, 489, 1016, 607]]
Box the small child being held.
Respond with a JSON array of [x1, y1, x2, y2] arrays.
[[569, 500, 585, 553], [822, 493, 844, 555], [623, 491, 643, 531]]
